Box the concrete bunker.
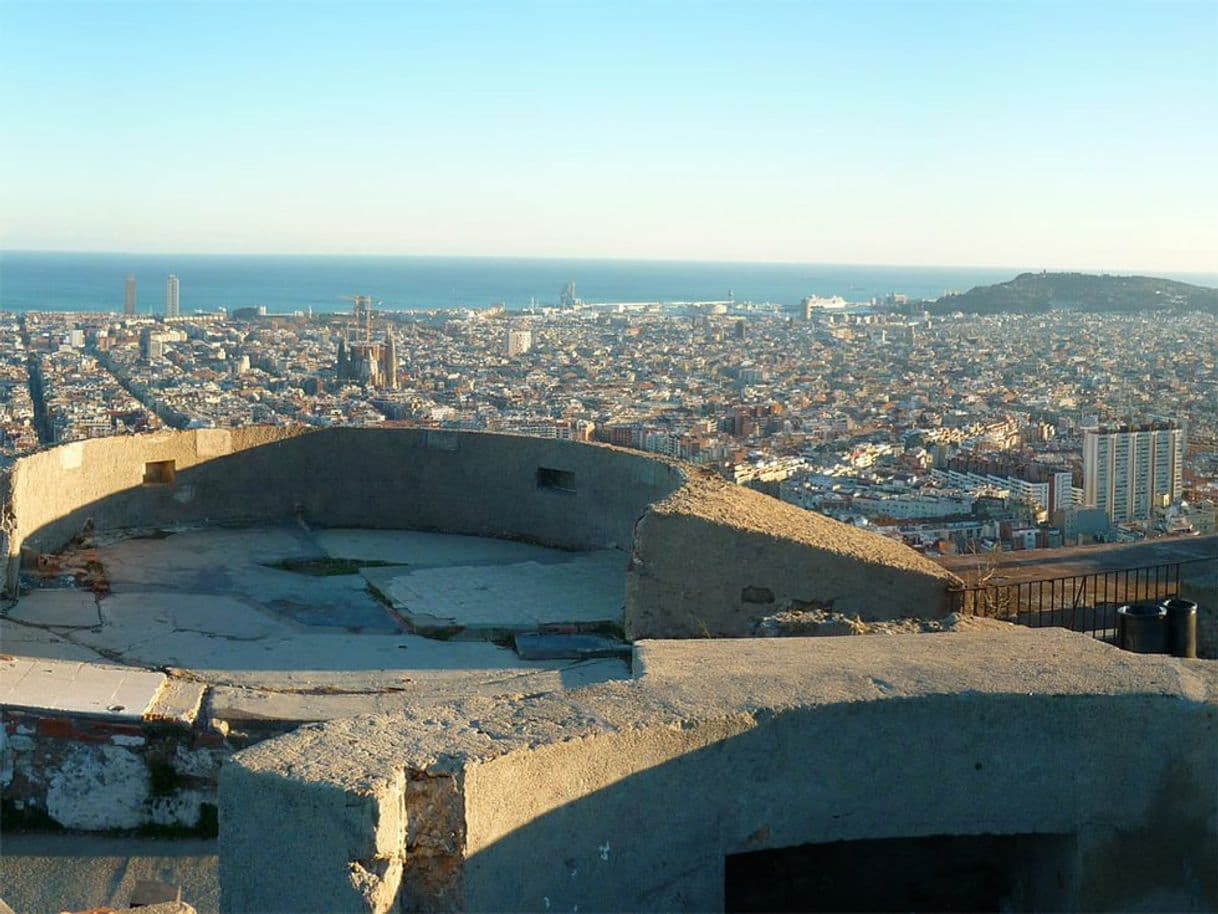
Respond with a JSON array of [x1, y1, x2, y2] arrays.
[[219, 634, 1218, 913], [2, 426, 960, 636], [0, 426, 970, 849]]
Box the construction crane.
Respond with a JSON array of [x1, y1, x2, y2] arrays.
[[339, 295, 382, 343]]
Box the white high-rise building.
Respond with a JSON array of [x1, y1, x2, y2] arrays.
[[506, 329, 533, 357], [165, 274, 180, 319], [1083, 422, 1184, 522], [124, 275, 136, 315]]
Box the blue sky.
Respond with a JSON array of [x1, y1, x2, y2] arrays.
[[2, 0, 1215, 271]]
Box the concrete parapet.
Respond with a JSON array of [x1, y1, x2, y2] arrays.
[[4, 428, 683, 592], [4, 428, 958, 638], [624, 473, 959, 637], [220, 630, 1218, 913]]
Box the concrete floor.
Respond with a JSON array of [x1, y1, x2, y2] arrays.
[[0, 526, 631, 724]]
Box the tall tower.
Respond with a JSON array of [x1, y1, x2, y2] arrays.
[[124, 275, 136, 315], [506, 329, 533, 357], [382, 330, 398, 390], [1083, 422, 1184, 522], [336, 336, 349, 378], [165, 274, 180, 319]]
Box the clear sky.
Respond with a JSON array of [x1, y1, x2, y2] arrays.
[[2, 0, 1215, 271]]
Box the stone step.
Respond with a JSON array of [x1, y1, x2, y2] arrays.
[[514, 632, 632, 661]]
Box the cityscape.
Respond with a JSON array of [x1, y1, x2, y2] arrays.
[[2, 0, 1216, 911], [4, 274, 1215, 559]]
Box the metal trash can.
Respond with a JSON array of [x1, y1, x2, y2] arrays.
[[1161, 598, 1198, 659], [1116, 602, 1168, 654]]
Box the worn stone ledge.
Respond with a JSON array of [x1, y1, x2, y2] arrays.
[[220, 630, 1218, 913]]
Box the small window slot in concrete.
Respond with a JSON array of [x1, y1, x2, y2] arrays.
[[143, 460, 176, 485], [537, 466, 576, 493]]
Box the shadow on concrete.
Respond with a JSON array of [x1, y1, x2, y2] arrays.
[[450, 694, 1216, 914], [11, 428, 682, 579]]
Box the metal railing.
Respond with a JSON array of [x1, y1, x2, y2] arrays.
[[950, 558, 1209, 641]]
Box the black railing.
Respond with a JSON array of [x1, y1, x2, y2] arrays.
[[950, 558, 1209, 641]]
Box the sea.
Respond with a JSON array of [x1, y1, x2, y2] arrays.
[[2, 251, 1215, 315]]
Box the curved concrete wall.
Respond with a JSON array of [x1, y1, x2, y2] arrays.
[[220, 631, 1218, 913], [3, 427, 684, 593], [3, 427, 958, 631]]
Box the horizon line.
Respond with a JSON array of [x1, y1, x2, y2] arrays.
[[4, 248, 1218, 280]]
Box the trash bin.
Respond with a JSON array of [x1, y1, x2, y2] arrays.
[[1116, 601, 1168, 654], [1161, 598, 1198, 659]]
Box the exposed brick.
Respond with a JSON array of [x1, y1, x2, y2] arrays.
[[100, 722, 146, 737], [36, 717, 79, 739]]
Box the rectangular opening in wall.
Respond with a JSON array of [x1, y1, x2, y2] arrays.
[[143, 460, 176, 485], [725, 832, 1075, 913], [537, 466, 576, 493]]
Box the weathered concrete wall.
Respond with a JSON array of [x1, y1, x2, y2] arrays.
[[5, 428, 958, 633], [6, 426, 303, 590], [1179, 558, 1218, 659], [220, 631, 1218, 913], [1, 707, 229, 832], [625, 474, 959, 637], [4, 428, 684, 593]]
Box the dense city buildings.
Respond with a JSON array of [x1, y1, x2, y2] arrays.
[[4, 296, 1216, 548]]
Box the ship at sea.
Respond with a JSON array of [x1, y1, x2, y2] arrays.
[[800, 294, 852, 310]]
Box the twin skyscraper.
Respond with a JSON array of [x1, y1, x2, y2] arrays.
[[122, 273, 179, 318]]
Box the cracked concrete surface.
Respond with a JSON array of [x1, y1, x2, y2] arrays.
[[1, 526, 631, 725], [5, 589, 101, 628], [361, 548, 625, 636]]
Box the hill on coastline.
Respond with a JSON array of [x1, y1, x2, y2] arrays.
[[929, 272, 1218, 315]]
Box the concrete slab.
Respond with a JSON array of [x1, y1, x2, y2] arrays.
[[0, 618, 106, 662], [363, 549, 625, 638], [0, 656, 166, 720], [514, 632, 631, 661], [5, 589, 99, 628], [206, 657, 630, 724], [313, 529, 574, 568], [95, 526, 409, 633], [98, 526, 320, 593], [70, 593, 618, 676], [160, 593, 282, 640], [161, 630, 585, 679], [7, 528, 633, 721], [84, 592, 293, 663], [145, 678, 207, 726]]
